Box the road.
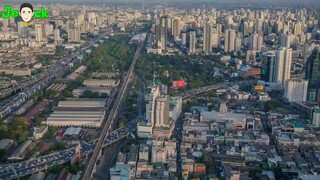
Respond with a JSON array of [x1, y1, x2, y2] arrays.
[[174, 115, 183, 179], [0, 79, 256, 179], [82, 41, 143, 180], [175, 79, 257, 99], [94, 140, 127, 179], [0, 118, 139, 180], [0, 37, 103, 119]]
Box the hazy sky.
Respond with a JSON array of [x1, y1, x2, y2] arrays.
[[0, 0, 318, 6]]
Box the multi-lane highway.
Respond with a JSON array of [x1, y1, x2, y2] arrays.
[[0, 37, 103, 119], [82, 41, 143, 180], [0, 79, 256, 179], [0, 117, 140, 180], [175, 79, 257, 99]]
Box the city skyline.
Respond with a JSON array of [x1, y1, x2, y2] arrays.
[[0, 1, 320, 180], [1, 0, 320, 6]]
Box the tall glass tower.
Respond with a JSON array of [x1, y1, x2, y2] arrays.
[[306, 48, 320, 101]]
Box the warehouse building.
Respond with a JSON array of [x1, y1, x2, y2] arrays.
[[46, 98, 106, 128], [83, 79, 119, 87], [72, 87, 113, 97]]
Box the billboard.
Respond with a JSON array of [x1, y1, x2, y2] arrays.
[[170, 80, 186, 89], [255, 85, 264, 91], [249, 68, 261, 75]]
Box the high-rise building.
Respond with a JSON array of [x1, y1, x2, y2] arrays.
[[306, 49, 320, 101], [313, 106, 320, 127], [255, 19, 263, 32], [241, 21, 249, 37], [284, 79, 308, 102], [18, 22, 27, 36], [235, 36, 242, 52], [262, 51, 276, 82], [250, 33, 263, 51], [2, 18, 8, 31], [160, 16, 168, 52], [54, 28, 62, 46], [189, 31, 196, 53], [203, 23, 213, 53], [294, 22, 302, 36], [35, 24, 43, 42], [212, 30, 219, 48], [257, 35, 263, 51], [280, 33, 291, 48], [181, 32, 187, 46], [224, 29, 235, 52], [275, 47, 292, 85], [216, 24, 222, 34], [155, 95, 170, 127], [246, 50, 256, 64], [88, 12, 97, 25], [54, 29, 60, 40], [68, 29, 74, 42], [155, 17, 161, 43], [145, 86, 161, 126], [251, 33, 258, 50], [74, 27, 81, 43], [172, 19, 180, 38]]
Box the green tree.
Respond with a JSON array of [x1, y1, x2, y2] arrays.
[[203, 154, 214, 168], [42, 126, 57, 140], [265, 100, 281, 111], [35, 116, 44, 125], [119, 118, 128, 128]]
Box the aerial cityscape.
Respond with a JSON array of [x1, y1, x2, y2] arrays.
[[0, 0, 320, 180]]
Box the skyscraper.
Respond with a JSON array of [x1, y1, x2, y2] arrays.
[[283, 48, 292, 85], [294, 22, 302, 36], [251, 33, 258, 50], [67, 19, 75, 43], [160, 16, 168, 52], [146, 85, 161, 126], [155, 95, 170, 127], [224, 29, 235, 52], [212, 30, 219, 48], [155, 17, 161, 43], [2, 18, 8, 31], [262, 51, 276, 82], [189, 31, 196, 53], [235, 36, 242, 52], [54, 28, 62, 46], [172, 19, 180, 38], [306, 49, 320, 101], [74, 26, 81, 43], [275, 47, 292, 85], [312, 106, 320, 127], [181, 32, 187, 46], [35, 24, 43, 42], [241, 20, 249, 37], [280, 33, 290, 48], [284, 79, 308, 102], [203, 23, 213, 53]]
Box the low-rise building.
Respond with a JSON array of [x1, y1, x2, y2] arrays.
[[33, 126, 48, 140], [0, 139, 14, 151], [110, 164, 131, 180], [8, 140, 34, 161], [83, 79, 119, 87], [46, 98, 106, 127]]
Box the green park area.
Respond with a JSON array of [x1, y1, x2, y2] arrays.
[[136, 53, 224, 95], [85, 35, 136, 73]]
